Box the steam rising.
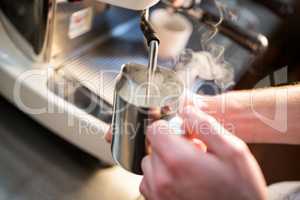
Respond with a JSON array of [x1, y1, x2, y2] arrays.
[[201, 0, 224, 46], [173, 0, 235, 93], [175, 47, 234, 91]]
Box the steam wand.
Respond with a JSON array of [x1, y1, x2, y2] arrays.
[[140, 9, 160, 101]]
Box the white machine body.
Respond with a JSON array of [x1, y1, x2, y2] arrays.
[[0, 0, 160, 164], [99, 0, 160, 10]]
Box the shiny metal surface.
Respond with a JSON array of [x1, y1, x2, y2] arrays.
[[140, 9, 160, 100], [148, 41, 159, 74], [52, 17, 148, 106], [0, 0, 57, 62], [51, 1, 110, 62], [200, 10, 269, 54], [0, 0, 112, 62], [111, 63, 183, 175], [146, 40, 159, 99]]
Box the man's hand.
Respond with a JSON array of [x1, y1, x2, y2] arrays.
[[170, 0, 185, 7], [140, 106, 267, 200], [105, 127, 113, 143]]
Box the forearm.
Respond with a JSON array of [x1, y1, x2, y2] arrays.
[[207, 85, 300, 144]]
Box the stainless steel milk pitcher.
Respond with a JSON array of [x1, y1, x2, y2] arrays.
[[111, 63, 184, 175]]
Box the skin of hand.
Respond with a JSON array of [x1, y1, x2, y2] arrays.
[[170, 0, 185, 7], [139, 106, 267, 200], [195, 85, 300, 144], [105, 126, 113, 143], [105, 85, 299, 200]]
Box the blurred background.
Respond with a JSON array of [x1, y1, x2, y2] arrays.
[[0, 0, 300, 199]]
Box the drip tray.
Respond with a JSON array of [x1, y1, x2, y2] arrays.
[[48, 20, 148, 123]]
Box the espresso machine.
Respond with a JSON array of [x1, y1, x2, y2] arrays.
[[0, 0, 160, 164], [0, 0, 296, 164]]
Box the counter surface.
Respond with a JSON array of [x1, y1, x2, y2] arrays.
[[0, 97, 142, 200]]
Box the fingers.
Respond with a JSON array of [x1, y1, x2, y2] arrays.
[[189, 138, 207, 152], [171, 0, 185, 7], [147, 120, 194, 161], [139, 178, 147, 198], [140, 156, 155, 200], [181, 106, 248, 159], [147, 120, 210, 169], [105, 127, 113, 143], [151, 152, 174, 198], [144, 120, 221, 199], [178, 91, 208, 115], [141, 154, 173, 200]]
